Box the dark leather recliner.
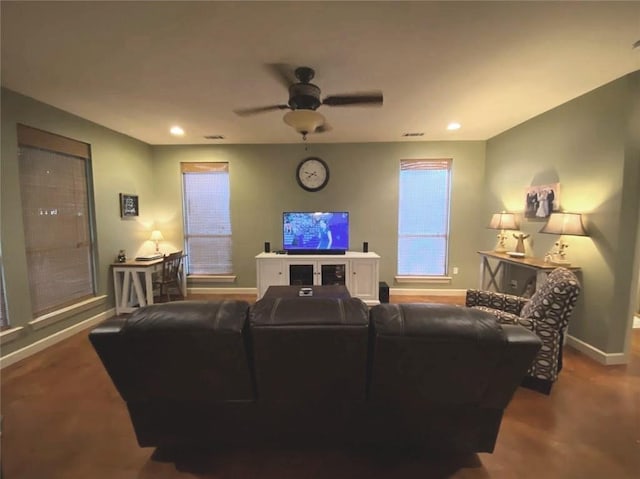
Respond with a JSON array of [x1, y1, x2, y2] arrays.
[[89, 300, 256, 447], [367, 303, 542, 450], [89, 298, 541, 452]]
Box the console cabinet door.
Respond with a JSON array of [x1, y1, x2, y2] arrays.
[[350, 258, 379, 302], [257, 259, 285, 298], [318, 260, 348, 286]]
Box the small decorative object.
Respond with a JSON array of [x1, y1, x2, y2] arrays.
[[487, 211, 518, 253], [120, 193, 139, 217], [524, 183, 560, 219], [513, 233, 530, 254], [149, 230, 164, 254], [540, 212, 588, 265], [117, 250, 127, 263]]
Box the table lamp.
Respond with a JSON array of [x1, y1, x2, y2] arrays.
[[540, 213, 587, 265], [487, 212, 518, 253], [150, 230, 164, 254]]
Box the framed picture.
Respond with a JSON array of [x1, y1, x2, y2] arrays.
[[120, 193, 139, 217], [524, 183, 560, 219]]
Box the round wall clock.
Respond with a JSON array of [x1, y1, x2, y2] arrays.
[[296, 157, 329, 192]]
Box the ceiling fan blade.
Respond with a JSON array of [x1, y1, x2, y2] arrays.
[[266, 63, 297, 90], [322, 91, 383, 107], [233, 104, 290, 117], [315, 122, 332, 134]]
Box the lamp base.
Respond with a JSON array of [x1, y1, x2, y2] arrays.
[[549, 259, 571, 266], [548, 253, 571, 266]]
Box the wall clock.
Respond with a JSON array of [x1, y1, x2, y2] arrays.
[[296, 157, 329, 192]]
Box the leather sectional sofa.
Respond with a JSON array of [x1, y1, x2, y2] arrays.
[[89, 297, 541, 453]]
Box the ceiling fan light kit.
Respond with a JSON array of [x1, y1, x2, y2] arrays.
[[283, 110, 326, 139]]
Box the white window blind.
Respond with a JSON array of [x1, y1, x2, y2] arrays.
[[182, 162, 232, 275], [17, 136, 95, 316], [398, 159, 452, 276]]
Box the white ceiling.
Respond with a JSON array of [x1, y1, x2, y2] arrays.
[[2, 1, 639, 145]]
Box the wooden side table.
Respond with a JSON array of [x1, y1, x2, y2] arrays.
[[477, 251, 580, 296]]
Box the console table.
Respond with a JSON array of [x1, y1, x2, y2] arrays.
[[256, 252, 380, 305], [112, 257, 187, 315], [477, 251, 580, 297]]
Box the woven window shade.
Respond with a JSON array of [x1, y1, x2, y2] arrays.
[[398, 159, 452, 276], [18, 136, 95, 316], [182, 163, 232, 275], [0, 264, 7, 327]]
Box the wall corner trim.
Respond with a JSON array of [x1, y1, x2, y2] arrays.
[[566, 334, 628, 366]]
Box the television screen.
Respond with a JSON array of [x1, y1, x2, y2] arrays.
[[283, 211, 349, 252]]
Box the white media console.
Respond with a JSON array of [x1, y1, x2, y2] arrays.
[[255, 251, 381, 305]]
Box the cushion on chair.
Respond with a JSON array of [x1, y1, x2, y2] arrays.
[[520, 267, 580, 330]]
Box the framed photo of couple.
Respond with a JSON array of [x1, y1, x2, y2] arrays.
[[524, 183, 560, 219]]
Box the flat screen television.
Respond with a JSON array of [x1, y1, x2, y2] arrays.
[[283, 211, 349, 254]]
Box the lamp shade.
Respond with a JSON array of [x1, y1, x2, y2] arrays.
[[283, 110, 325, 134], [540, 213, 587, 236], [487, 212, 518, 231], [150, 230, 164, 241]]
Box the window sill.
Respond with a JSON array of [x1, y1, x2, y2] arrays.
[[28, 295, 108, 331], [188, 275, 237, 284], [0, 326, 25, 346], [394, 275, 452, 284]]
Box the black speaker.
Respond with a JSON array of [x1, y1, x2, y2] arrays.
[[264, 242, 271, 253], [379, 281, 389, 303], [363, 241, 369, 253]]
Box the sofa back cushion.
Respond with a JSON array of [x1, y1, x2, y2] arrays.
[[369, 303, 509, 405], [250, 297, 369, 401], [89, 300, 254, 402]]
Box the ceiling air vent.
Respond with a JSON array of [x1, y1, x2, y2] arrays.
[[204, 135, 225, 140], [402, 132, 424, 137]]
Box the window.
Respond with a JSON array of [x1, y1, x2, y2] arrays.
[[17, 125, 96, 317], [181, 162, 232, 275], [0, 261, 7, 329], [397, 159, 452, 276]]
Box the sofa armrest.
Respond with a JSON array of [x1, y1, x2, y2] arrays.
[[482, 324, 542, 408], [465, 289, 529, 315]]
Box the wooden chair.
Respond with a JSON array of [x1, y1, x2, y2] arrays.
[[152, 251, 183, 302]]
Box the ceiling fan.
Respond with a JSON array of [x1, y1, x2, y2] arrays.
[[234, 65, 383, 139]]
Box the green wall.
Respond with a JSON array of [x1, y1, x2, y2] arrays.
[[2, 71, 638, 360], [1, 88, 154, 355], [485, 71, 640, 354], [152, 141, 486, 290]]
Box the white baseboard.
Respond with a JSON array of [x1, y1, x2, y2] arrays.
[[566, 334, 628, 365], [188, 287, 258, 295], [390, 288, 466, 296], [0, 308, 115, 369], [634, 314, 640, 329]]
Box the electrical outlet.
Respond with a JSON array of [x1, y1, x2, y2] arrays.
[[510, 280, 518, 290], [453, 267, 459, 275]]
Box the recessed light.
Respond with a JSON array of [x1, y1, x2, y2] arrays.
[[447, 122, 461, 131], [170, 126, 185, 136]]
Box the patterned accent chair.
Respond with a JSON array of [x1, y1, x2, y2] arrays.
[[466, 267, 581, 394]]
